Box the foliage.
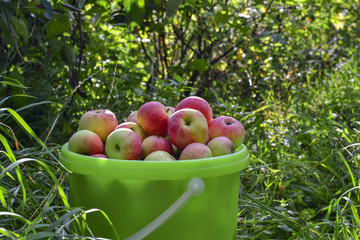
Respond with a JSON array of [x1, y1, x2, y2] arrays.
[[0, 0, 360, 239]]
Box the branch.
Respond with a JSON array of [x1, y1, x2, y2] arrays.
[[172, 24, 200, 56], [139, 36, 162, 76]]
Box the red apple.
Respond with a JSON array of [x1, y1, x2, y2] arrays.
[[137, 101, 170, 136], [209, 116, 245, 148], [144, 151, 176, 161], [207, 136, 235, 157], [78, 109, 118, 142], [126, 111, 138, 123], [179, 143, 212, 160], [141, 135, 173, 159], [105, 128, 142, 160], [167, 108, 208, 150], [175, 96, 213, 125], [91, 153, 108, 158], [115, 122, 147, 142], [68, 130, 103, 155]]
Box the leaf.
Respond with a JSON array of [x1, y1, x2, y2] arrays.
[[41, 0, 53, 20], [45, 14, 70, 39], [0, 80, 28, 89], [60, 45, 77, 66], [123, 0, 133, 12], [10, 16, 29, 43], [189, 59, 209, 75], [0, 17, 15, 46], [166, 0, 184, 19], [214, 11, 231, 24], [271, 33, 282, 43], [124, 0, 145, 30], [78, 0, 86, 9]]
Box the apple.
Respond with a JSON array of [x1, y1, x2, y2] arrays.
[[105, 128, 142, 160], [91, 153, 108, 158], [144, 151, 176, 161], [167, 108, 208, 150], [166, 106, 176, 116], [175, 96, 213, 125], [68, 130, 104, 155], [78, 109, 118, 142], [207, 136, 235, 157], [179, 143, 212, 160], [115, 122, 147, 142], [141, 135, 173, 159], [137, 101, 170, 137], [126, 111, 138, 123], [208, 116, 245, 148]]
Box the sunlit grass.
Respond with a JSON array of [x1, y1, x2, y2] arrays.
[[237, 58, 360, 239], [1, 58, 359, 239]]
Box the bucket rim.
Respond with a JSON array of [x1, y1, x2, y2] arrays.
[[59, 142, 250, 180]]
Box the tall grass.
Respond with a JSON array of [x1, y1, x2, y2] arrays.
[[0, 79, 116, 239], [1, 58, 359, 239], [237, 58, 360, 239]]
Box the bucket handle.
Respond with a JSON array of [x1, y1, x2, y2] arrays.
[[125, 178, 205, 240]]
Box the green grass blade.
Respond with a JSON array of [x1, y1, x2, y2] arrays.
[[0, 134, 27, 210], [0, 94, 36, 107], [0, 227, 20, 239], [15, 101, 52, 113], [0, 108, 56, 160], [0, 80, 28, 89], [0, 211, 31, 224]]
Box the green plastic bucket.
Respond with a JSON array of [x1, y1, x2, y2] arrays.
[[59, 142, 249, 240]]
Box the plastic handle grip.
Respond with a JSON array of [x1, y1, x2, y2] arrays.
[[125, 178, 205, 240]]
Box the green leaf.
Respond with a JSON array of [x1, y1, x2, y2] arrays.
[[124, 0, 145, 30], [166, 0, 184, 19], [214, 11, 231, 24], [0, 81, 28, 89], [45, 14, 70, 39], [41, 0, 53, 19], [189, 59, 209, 75], [10, 17, 29, 43], [60, 45, 77, 66]]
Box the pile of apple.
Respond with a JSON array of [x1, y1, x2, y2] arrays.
[[67, 96, 245, 161]]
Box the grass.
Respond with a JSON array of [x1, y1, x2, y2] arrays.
[[0, 58, 359, 239], [237, 58, 360, 239]]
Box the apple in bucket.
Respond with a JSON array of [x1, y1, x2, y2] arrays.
[[144, 151, 176, 161], [207, 136, 235, 157], [175, 96, 213, 125], [209, 116, 245, 149], [126, 110, 138, 123], [179, 143, 212, 160], [78, 109, 118, 143], [141, 135, 174, 159], [137, 101, 170, 137], [105, 128, 142, 160], [167, 108, 209, 150], [68, 130, 104, 155]]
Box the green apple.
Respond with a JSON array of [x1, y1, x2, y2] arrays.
[[207, 136, 235, 157], [144, 151, 176, 161], [105, 128, 142, 160]]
